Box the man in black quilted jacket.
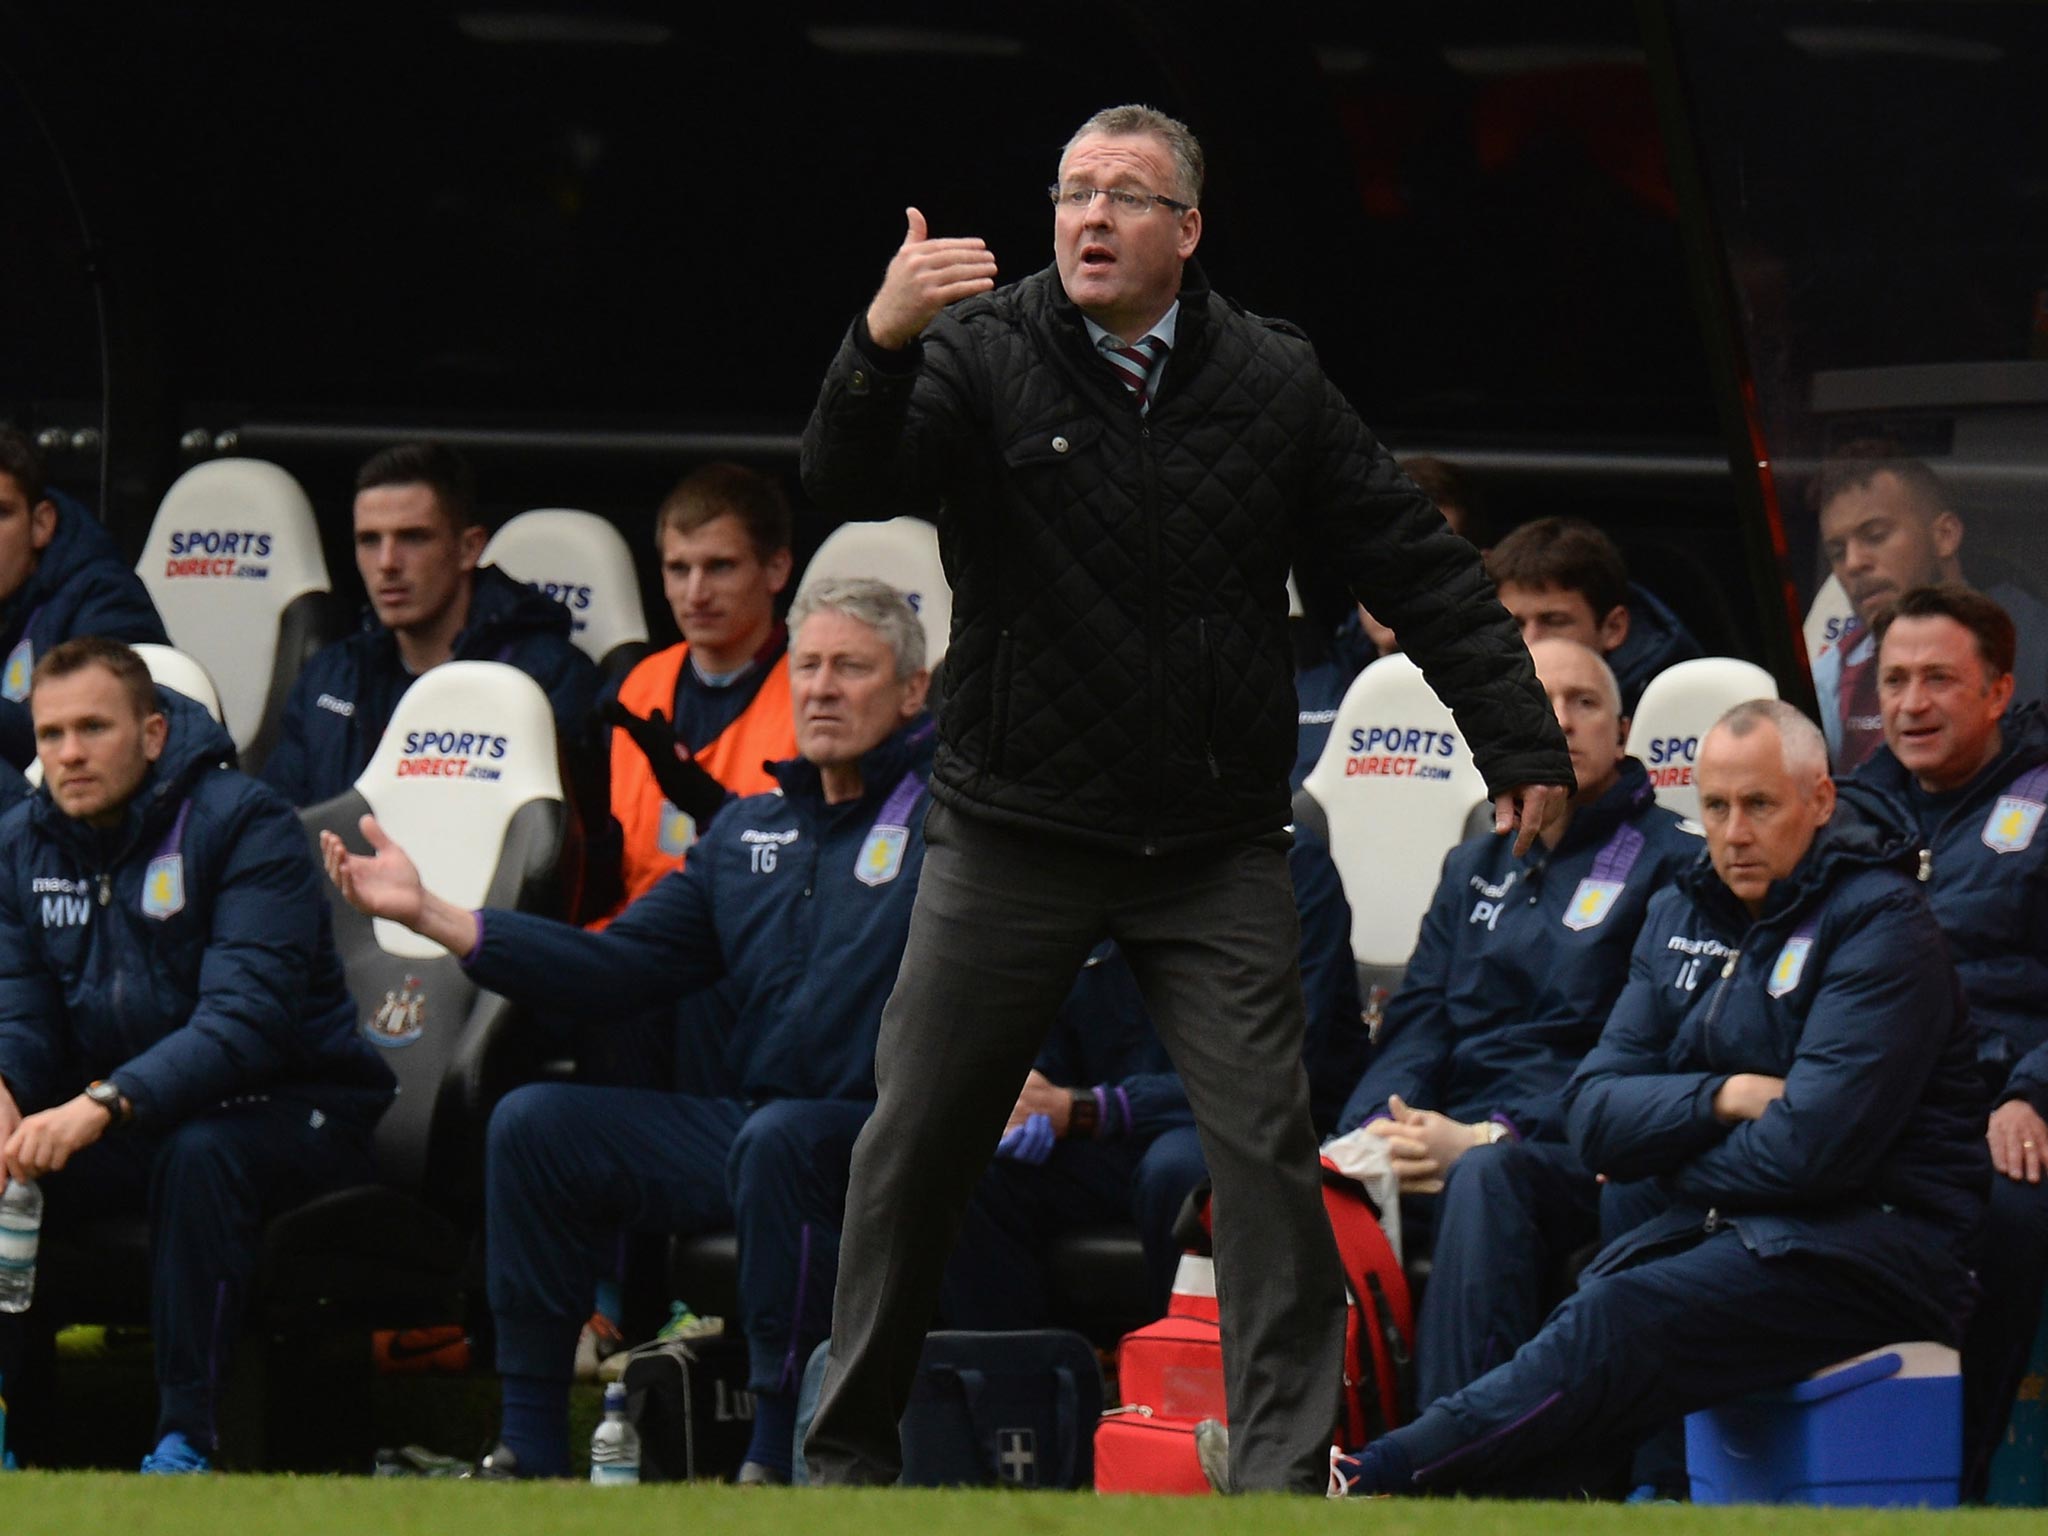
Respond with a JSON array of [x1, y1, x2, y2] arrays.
[[799, 103, 1573, 1494]]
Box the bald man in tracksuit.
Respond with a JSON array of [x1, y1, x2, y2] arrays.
[[1331, 707, 1987, 1499]]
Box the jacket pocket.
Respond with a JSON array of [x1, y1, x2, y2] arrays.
[[1000, 418, 1101, 469]]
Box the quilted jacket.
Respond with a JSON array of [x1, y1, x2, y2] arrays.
[[803, 261, 1570, 854]]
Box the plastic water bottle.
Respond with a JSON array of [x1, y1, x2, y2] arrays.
[[589, 1381, 640, 1485], [0, 1180, 41, 1314]]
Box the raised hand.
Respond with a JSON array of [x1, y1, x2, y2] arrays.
[[322, 814, 425, 925], [321, 814, 481, 957], [865, 207, 999, 350]]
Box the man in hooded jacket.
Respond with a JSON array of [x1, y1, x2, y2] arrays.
[[0, 638, 394, 1473]]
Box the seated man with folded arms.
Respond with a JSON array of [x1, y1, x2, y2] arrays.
[[1332, 638, 1697, 1407], [1323, 699, 1987, 1498], [1854, 584, 2048, 1498], [0, 639, 393, 1473], [324, 579, 930, 1485]]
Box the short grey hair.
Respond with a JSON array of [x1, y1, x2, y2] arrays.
[[1060, 104, 1205, 206], [787, 576, 927, 681], [1711, 698, 1830, 785]]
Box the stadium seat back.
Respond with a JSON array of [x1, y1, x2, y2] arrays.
[[351, 660, 563, 959], [1628, 657, 1780, 820], [480, 508, 651, 678], [796, 516, 952, 664], [134, 642, 228, 727], [1803, 573, 1860, 671], [306, 661, 567, 1188], [1300, 653, 1489, 967], [136, 459, 338, 773]]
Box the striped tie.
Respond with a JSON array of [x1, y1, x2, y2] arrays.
[[1104, 334, 1168, 413]]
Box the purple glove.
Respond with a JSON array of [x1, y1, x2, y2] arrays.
[[995, 1112, 1056, 1165]]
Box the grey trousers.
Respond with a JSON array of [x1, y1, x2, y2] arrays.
[[803, 800, 1345, 1493]]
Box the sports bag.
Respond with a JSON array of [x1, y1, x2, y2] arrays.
[[900, 1329, 1104, 1489]]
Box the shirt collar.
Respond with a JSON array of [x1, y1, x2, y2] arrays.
[[1083, 299, 1180, 354]]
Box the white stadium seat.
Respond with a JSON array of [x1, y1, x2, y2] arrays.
[[796, 517, 952, 665], [1299, 652, 1490, 969], [348, 660, 564, 961], [480, 508, 651, 677], [302, 658, 571, 1195], [133, 642, 226, 726], [135, 459, 337, 774], [1628, 656, 1780, 820], [1803, 572, 1860, 671]]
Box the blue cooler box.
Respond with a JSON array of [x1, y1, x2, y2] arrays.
[[1687, 1343, 1961, 1507]]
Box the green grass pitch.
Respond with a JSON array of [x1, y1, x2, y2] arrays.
[[0, 1477, 2044, 1536]]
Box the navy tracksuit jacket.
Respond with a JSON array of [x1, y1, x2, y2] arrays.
[[467, 720, 934, 1393], [1335, 758, 1698, 1402], [1374, 783, 1988, 1496], [261, 564, 599, 808], [1859, 704, 2048, 1492], [0, 491, 167, 770], [0, 691, 392, 1448], [1339, 757, 1700, 1141]]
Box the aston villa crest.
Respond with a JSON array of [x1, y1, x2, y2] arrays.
[[366, 975, 427, 1046], [141, 853, 186, 920], [1562, 878, 1623, 932], [658, 799, 698, 856], [1, 638, 30, 702], [855, 825, 908, 886], [1767, 937, 1813, 998], [1982, 795, 2045, 856]]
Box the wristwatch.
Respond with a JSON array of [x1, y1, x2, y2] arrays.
[[85, 1079, 131, 1127]]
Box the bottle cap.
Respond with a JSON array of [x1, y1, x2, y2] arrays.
[[603, 1382, 627, 1410]]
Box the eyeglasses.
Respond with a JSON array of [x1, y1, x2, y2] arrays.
[[1047, 184, 1193, 216]]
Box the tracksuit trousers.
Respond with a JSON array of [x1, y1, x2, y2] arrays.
[[1384, 1225, 1939, 1497], [0, 1096, 372, 1454], [486, 1084, 870, 1395]]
